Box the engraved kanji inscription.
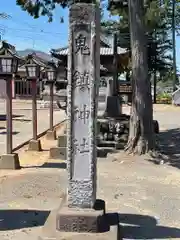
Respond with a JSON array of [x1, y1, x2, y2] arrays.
[[75, 34, 90, 55], [72, 137, 89, 155], [74, 104, 90, 124], [70, 5, 91, 23], [73, 70, 90, 90]]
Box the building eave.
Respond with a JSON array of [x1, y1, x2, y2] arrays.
[[51, 47, 128, 58]]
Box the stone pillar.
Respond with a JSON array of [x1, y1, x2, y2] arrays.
[[104, 35, 122, 118], [67, 2, 99, 209], [56, 3, 109, 233]]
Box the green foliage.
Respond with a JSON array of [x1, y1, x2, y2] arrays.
[[16, 0, 96, 22], [102, 0, 179, 78], [15, 0, 179, 83], [157, 92, 172, 103]]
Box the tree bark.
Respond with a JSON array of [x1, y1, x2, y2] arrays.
[[125, 0, 154, 154]]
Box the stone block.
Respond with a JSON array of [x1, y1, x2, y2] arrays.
[[0, 153, 21, 170], [57, 135, 67, 148], [56, 207, 109, 233], [46, 130, 57, 140], [49, 147, 66, 160], [28, 139, 42, 151], [39, 199, 121, 240]]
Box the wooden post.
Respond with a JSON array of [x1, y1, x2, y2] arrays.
[[0, 76, 20, 170], [31, 79, 37, 140], [46, 82, 56, 140], [28, 78, 42, 151], [49, 82, 53, 131], [6, 77, 12, 154]]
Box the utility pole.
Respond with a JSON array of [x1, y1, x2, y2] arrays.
[[172, 0, 176, 92]]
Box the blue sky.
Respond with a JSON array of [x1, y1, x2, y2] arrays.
[[0, 0, 180, 68]]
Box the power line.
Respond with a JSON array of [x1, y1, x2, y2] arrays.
[[3, 30, 66, 43], [0, 12, 67, 50], [8, 16, 37, 30], [1, 12, 66, 35], [3, 33, 66, 49], [3, 32, 66, 43], [0, 24, 64, 36], [0, 12, 42, 30], [0, 12, 67, 44], [0, 12, 10, 41]]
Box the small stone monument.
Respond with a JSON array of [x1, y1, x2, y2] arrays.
[[55, 2, 109, 233]]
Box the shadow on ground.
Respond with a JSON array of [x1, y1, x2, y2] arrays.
[[23, 162, 67, 169], [0, 131, 19, 135], [117, 213, 180, 239], [13, 118, 31, 122], [149, 128, 180, 169], [97, 148, 116, 158], [0, 209, 50, 231], [0, 114, 24, 121], [40, 162, 67, 169], [0, 210, 179, 238]]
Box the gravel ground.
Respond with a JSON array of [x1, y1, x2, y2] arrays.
[[0, 100, 66, 155], [0, 104, 179, 239]]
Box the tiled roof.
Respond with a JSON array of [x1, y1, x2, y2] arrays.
[[0, 41, 24, 60], [100, 35, 112, 47], [52, 47, 127, 56]]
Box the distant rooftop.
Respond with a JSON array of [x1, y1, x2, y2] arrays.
[[52, 46, 127, 56], [51, 34, 128, 57]]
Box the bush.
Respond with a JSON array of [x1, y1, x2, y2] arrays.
[[156, 92, 172, 104]]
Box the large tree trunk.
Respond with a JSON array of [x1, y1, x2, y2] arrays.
[[125, 0, 155, 154]]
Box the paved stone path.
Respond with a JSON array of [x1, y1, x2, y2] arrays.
[[0, 104, 179, 239], [0, 100, 66, 155]]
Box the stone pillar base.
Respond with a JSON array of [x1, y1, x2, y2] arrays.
[[57, 135, 67, 148], [28, 139, 42, 151], [0, 153, 21, 169], [46, 130, 57, 140], [39, 198, 120, 240], [56, 206, 109, 233], [104, 96, 122, 118], [49, 147, 66, 160]]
